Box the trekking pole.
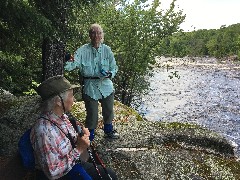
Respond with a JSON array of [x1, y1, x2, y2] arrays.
[[76, 125, 103, 179], [67, 113, 105, 179], [90, 142, 113, 180]]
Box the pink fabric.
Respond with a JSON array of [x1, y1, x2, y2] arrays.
[[30, 112, 81, 180]]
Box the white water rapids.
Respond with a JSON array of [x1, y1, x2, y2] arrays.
[[136, 57, 240, 157]]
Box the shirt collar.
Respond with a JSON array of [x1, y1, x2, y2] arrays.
[[44, 111, 67, 126], [89, 43, 102, 53]]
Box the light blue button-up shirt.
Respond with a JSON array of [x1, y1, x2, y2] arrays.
[[64, 43, 118, 100]]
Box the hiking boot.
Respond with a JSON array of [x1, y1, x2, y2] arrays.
[[104, 130, 119, 139]]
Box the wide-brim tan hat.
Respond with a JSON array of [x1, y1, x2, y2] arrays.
[[37, 75, 80, 101]]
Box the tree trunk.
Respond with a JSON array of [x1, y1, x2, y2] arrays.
[[41, 37, 65, 81]]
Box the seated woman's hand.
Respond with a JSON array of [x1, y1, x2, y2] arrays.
[[76, 133, 90, 153]]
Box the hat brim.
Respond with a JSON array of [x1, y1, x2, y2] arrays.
[[69, 84, 80, 89], [37, 76, 81, 101]]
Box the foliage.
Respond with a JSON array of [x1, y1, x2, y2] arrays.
[[237, 35, 240, 59], [11, 0, 185, 106], [0, 51, 39, 94], [1, 0, 240, 107], [160, 23, 240, 59], [23, 80, 39, 95], [0, 0, 49, 94], [0, 0, 102, 95], [1, 0, 185, 106], [64, 0, 185, 106]]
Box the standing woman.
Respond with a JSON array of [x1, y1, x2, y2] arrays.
[[65, 23, 119, 141]]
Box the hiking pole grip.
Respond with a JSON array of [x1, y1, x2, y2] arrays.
[[76, 125, 84, 137]]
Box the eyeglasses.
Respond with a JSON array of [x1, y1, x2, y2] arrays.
[[89, 31, 102, 35]]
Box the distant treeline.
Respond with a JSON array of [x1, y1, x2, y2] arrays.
[[158, 23, 240, 59]]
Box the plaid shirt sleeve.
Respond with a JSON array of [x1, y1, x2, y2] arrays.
[[31, 115, 81, 180]]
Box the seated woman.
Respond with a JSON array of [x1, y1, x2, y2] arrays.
[[30, 75, 117, 180]]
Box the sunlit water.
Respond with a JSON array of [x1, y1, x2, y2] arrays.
[[136, 58, 240, 157]]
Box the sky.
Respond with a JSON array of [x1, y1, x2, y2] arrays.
[[160, 0, 240, 31]]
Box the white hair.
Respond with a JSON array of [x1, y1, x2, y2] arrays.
[[40, 90, 70, 113], [89, 23, 104, 43]]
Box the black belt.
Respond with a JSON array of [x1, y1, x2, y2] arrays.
[[83, 77, 100, 79], [83, 77, 109, 79]]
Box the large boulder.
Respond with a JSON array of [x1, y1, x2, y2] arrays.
[[0, 94, 239, 179]]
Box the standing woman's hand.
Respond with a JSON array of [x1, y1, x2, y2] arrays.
[[65, 52, 74, 62]]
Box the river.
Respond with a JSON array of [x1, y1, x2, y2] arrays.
[[136, 57, 240, 157]]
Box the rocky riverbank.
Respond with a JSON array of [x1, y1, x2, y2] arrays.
[[0, 92, 239, 179]]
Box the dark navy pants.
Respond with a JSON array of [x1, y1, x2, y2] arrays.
[[36, 162, 117, 180]]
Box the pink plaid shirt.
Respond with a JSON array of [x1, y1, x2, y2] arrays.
[[30, 112, 81, 179]]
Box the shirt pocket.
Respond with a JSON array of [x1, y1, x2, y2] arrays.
[[81, 60, 93, 76], [100, 58, 109, 71]]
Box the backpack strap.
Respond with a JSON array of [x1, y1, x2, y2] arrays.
[[67, 112, 84, 137], [66, 112, 79, 133], [40, 116, 76, 149]]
